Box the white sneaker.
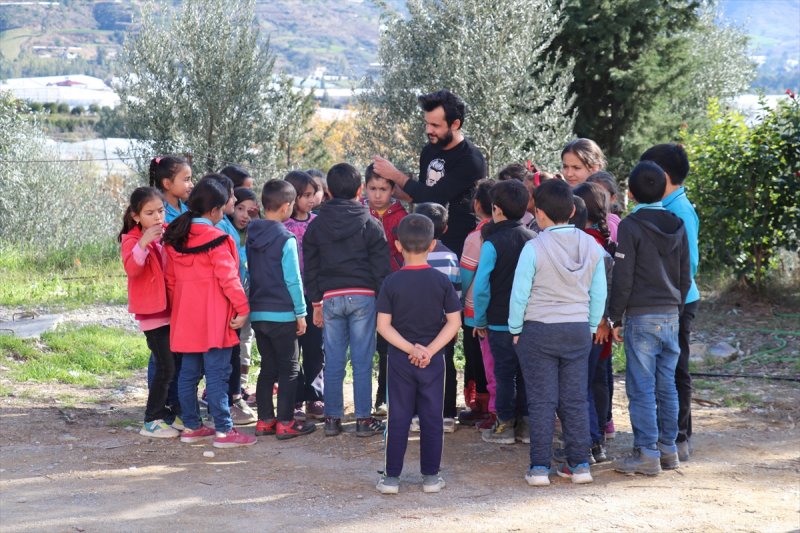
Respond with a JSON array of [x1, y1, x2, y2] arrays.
[[422, 474, 446, 493], [525, 466, 551, 486], [376, 476, 400, 494], [140, 419, 180, 438], [410, 415, 420, 432], [443, 417, 456, 433]]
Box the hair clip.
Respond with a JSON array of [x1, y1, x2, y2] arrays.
[[533, 171, 541, 187], [526, 159, 533, 172], [154, 156, 162, 164]]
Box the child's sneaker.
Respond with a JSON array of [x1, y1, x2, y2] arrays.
[[457, 408, 490, 426], [231, 398, 257, 425], [525, 466, 551, 486], [605, 419, 616, 440], [356, 417, 384, 437], [324, 417, 342, 437], [422, 474, 446, 493], [241, 387, 257, 407], [212, 428, 257, 448], [556, 462, 593, 484], [591, 443, 608, 463], [255, 418, 277, 436], [410, 415, 420, 432], [376, 475, 400, 495], [515, 416, 530, 444], [443, 417, 456, 433], [481, 418, 515, 444], [372, 403, 388, 417], [476, 412, 497, 431], [170, 416, 185, 431], [306, 401, 325, 420], [140, 419, 180, 438], [276, 419, 316, 440], [614, 447, 662, 476], [293, 403, 306, 421], [180, 425, 215, 443]]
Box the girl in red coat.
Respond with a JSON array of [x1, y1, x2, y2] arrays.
[[119, 187, 179, 439], [162, 179, 255, 448]]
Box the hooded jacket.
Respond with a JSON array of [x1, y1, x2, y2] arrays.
[[365, 199, 408, 272], [607, 206, 690, 322], [164, 220, 249, 353], [121, 224, 169, 318], [302, 198, 390, 303]]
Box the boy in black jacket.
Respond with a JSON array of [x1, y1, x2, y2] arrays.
[[303, 163, 390, 437], [604, 161, 690, 476]]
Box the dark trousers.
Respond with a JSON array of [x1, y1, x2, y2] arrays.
[[606, 357, 614, 424], [227, 339, 241, 402], [443, 339, 457, 418], [253, 321, 299, 423], [462, 325, 488, 394], [592, 357, 610, 440], [586, 343, 604, 444], [677, 300, 699, 442], [296, 295, 325, 403], [517, 321, 591, 468], [488, 330, 527, 421], [147, 348, 182, 416], [375, 333, 389, 407], [384, 347, 445, 477], [143, 326, 176, 422]]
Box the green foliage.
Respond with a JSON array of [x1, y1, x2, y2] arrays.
[[682, 96, 800, 288], [362, 0, 575, 174]]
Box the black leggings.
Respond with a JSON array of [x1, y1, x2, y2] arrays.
[[143, 326, 176, 422]]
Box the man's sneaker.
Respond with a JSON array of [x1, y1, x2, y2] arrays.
[[481, 419, 516, 444], [410, 415, 421, 432], [213, 428, 257, 448], [659, 443, 680, 470], [356, 417, 384, 437], [180, 425, 215, 443], [458, 408, 490, 426], [276, 419, 316, 440], [614, 447, 662, 476], [476, 412, 497, 431], [525, 465, 551, 487], [140, 419, 180, 439], [373, 403, 388, 417], [306, 401, 325, 420], [605, 419, 616, 440], [324, 417, 342, 437], [677, 439, 691, 462], [443, 417, 456, 433], [592, 443, 608, 463], [231, 399, 257, 426], [376, 475, 400, 495], [255, 418, 277, 436], [515, 416, 530, 444], [422, 474, 446, 493], [170, 416, 185, 431], [293, 403, 306, 421], [556, 462, 593, 484]]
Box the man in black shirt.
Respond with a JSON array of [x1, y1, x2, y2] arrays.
[[373, 90, 487, 258]]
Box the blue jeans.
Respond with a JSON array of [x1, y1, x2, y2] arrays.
[[624, 313, 680, 451], [179, 348, 233, 433], [488, 330, 526, 421], [322, 295, 376, 419]]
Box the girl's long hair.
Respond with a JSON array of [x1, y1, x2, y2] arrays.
[[149, 155, 189, 191], [118, 187, 163, 242], [162, 179, 228, 250], [573, 182, 616, 255]]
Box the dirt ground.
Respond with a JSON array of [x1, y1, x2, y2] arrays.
[[1, 304, 799, 532]]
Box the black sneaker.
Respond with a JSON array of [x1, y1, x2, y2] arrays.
[[592, 443, 608, 463], [356, 417, 384, 437], [324, 417, 342, 437]]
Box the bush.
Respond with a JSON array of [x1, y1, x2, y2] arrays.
[[70, 105, 85, 116], [682, 96, 800, 288], [56, 102, 70, 114]]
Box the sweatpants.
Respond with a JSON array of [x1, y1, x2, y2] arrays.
[[253, 321, 299, 423], [517, 321, 591, 468], [383, 347, 445, 478]]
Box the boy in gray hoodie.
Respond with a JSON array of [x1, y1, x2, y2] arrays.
[[508, 179, 607, 487]]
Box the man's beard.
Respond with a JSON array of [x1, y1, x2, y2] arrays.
[[429, 128, 454, 146]]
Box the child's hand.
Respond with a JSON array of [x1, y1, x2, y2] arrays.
[[138, 224, 164, 249], [296, 317, 307, 336], [595, 319, 610, 344], [513, 335, 519, 345], [313, 306, 324, 328], [230, 313, 248, 330], [473, 327, 487, 339], [611, 326, 623, 343]]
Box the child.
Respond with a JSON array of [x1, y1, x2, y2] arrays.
[[220, 164, 255, 190], [640, 143, 699, 462], [248, 180, 316, 440], [364, 163, 408, 416], [459, 179, 495, 428], [283, 171, 325, 421], [521, 163, 556, 234], [561, 139, 606, 188], [586, 171, 622, 242], [375, 214, 462, 494], [149, 155, 193, 223], [509, 178, 607, 486], [303, 163, 390, 437], [606, 161, 690, 475], [473, 179, 536, 445], [496, 164, 535, 227], [306, 168, 330, 211], [162, 179, 255, 448], [231, 187, 259, 393], [413, 202, 461, 432], [119, 187, 178, 438]]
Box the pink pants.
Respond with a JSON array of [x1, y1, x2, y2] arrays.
[[479, 335, 496, 413]]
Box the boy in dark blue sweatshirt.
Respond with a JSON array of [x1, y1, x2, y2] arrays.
[[248, 180, 315, 440]]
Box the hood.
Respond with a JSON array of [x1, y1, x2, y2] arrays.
[[168, 223, 229, 265], [631, 211, 684, 257], [316, 199, 372, 241], [247, 219, 287, 251], [539, 228, 597, 286]]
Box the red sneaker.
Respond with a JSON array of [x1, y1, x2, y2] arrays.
[[276, 419, 316, 440], [255, 418, 277, 436], [213, 428, 257, 448], [477, 412, 497, 431], [180, 425, 215, 443]]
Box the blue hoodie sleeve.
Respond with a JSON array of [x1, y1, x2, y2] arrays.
[[508, 243, 536, 335], [472, 241, 497, 328], [459, 266, 475, 305], [281, 238, 307, 317], [588, 256, 607, 333]]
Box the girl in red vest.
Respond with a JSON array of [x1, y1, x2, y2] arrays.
[[120, 187, 179, 439], [162, 178, 255, 448]]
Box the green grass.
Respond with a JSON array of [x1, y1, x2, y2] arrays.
[[0, 28, 39, 60], [2, 325, 148, 386], [611, 342, 626, 374], [0, 242, 127, 308]]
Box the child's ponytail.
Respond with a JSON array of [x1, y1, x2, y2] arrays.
[[118, 187, 164, 242], [573, 182, 616, 254], [149, 155, 190, 191], [163, 179, 228, 250]]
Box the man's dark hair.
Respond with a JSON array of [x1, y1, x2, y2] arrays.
[[364, 163, 394, 186], [261, 179, 297, 212], [629, 161, 667, 204], [640, 143, 689, 185], [413, 202, 448, 239], [473, 178, 496, 217], [397, 214, 434, 254], [533, 179, 574, 223], [417, 89, 466, 128], [326, 163, 362, 199], [490, 179, 529, 221]]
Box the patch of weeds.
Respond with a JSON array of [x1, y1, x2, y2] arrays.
[[722, 392, 761, 408], [0, 382, 13, 396], [0, 334, 39, 361], [612, 342, 626, 374], [108, 418, 141, 428]]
